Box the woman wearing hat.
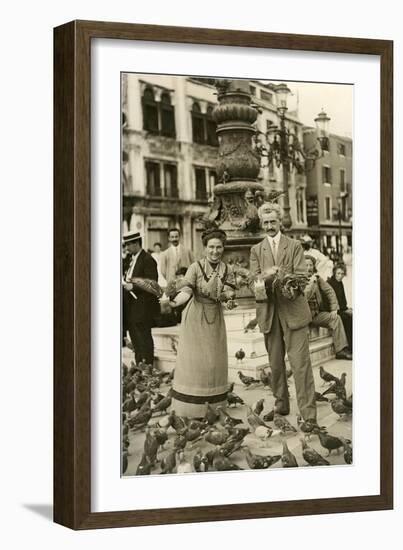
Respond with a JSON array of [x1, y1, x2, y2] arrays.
[[168, 228, 237, 418]]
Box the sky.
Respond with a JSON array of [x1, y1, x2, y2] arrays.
[[266, 80, 353, 138]]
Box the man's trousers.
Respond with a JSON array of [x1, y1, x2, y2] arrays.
[[311, 311, 348, 353], [127, 320, 154, 365], [264, 310, 317, 421]]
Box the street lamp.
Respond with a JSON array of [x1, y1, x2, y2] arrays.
[[336, 191, 349, 261], [253, 86, 330, 230]]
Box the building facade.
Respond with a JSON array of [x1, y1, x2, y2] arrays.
[[122, 75, 310, 256], [303, 127, 353, 257]]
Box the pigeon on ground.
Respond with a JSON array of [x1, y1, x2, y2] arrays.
[[244, 317, 258, 333], [319, 365, 339, 386], [253, 398, 265, 417], [244, 448, 281, 469], [339, 436, 353, 464], [160, 450, 177, 474], [300, 438, 330, 466], [227, 391, 244, 407], [238, 371, 260, 388], [274, 412, 297, 434], [313, 427, 346, 456], [281, 440, 298, 468]]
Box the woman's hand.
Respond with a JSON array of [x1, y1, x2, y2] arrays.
[[123, 282, 133, 291], [225, 298, 238, 310]]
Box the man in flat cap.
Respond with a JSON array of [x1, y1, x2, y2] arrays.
[[122, 231, 159, 365]]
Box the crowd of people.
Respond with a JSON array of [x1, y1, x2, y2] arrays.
[[122, 204, 353, 423]]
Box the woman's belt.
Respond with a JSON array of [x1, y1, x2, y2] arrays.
[[194, 295, 220, 305]]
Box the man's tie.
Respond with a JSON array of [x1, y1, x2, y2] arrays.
[[272, 239, 277, 263]]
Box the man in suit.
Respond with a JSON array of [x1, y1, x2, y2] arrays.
[[159, 227, 194, 284], [122, 231, 159, 365], [304, 256, 352, 359], [250, 203, 317, 422]]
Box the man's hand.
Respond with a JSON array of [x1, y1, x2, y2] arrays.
[[345, 308, 353, 315], [262, 266, 279, 281], [123, 282, 133, 291], [329, 310, 338, 321]]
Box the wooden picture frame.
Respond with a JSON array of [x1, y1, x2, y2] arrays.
[[54, 20, 393, 529]]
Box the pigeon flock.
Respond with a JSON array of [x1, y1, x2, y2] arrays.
[[122, 360, 352, 476]]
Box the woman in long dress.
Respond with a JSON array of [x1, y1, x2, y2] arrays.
[[169, 229, 237, 418]]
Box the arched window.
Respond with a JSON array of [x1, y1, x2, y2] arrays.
[[160, 92, 176, 138], [142, 87, 159, 133], [206, 105, 218, 146], [192, 102, 205, 144]]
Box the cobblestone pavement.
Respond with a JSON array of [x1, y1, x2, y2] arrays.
[[123, 357, 352, 476]]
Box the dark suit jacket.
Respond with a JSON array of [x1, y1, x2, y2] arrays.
[[250, 234, 312, 333], [123, 249, 159, 324], [327, 276, 348, 312]]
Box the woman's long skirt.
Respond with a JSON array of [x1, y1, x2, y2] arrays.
[[171, 296, 229, 418]]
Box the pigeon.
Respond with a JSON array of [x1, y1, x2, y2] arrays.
[[330, 397, 352, 419], [281, 440, 298, 468], [151, 390, 172, 416], [244, 448, 281, 469], [227, 426, 250, 442], [204, 402, 219, 425], [123, 392, 137, 414], [135, 391, 152, 411], [160, 450, 177, 474], [259, 369, 272, 389], [319, 365, 339, 386], [216, 406, 244, 428], [296, 415, 320, 439], [321, 380, 347, 400], [315, 391, 329, 403], [122, 451, 128, 474], [193, 449, 209, 472], [235, 349, 246, 362], [339, 436, 353, 464], [219, 436, 244, 457], [244, 317, 258, 333], [274, 412, 297, 434], [238, 371, 260, 388], [212, 448, 243, 471], [313, 427, 346, 456], [152, 427, 168, 449], [129, 407, 152, 431], [246, 406, 272, 431], [136, 453, 152, 475], [227, 391, 244, 407], [168, 410, 188, 433], [254, 425, 275, 441], [205, 427, 230, 446], [253, 398, 265, 417], [176, 451, 193, 474], [182, 426, 204, 445], [300, 438, 330, 466], [143, 428, 160, 465], [173, 433, 187, 452]]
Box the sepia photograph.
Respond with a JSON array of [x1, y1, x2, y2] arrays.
[[121, 73, 353, 477]]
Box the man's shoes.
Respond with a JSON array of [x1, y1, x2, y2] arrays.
[[263, 409, 290, 422], [335, 349, 353, 360]]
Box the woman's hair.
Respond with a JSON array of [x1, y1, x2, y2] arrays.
[[333, 263, 346, 276], [258, 201, 283, 221], [201, 228, 227, 246]]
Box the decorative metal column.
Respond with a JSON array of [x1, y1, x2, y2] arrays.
[[205, 79, 265, 258]]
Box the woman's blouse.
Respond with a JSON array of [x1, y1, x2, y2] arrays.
[[179, 259, 236, 302]]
